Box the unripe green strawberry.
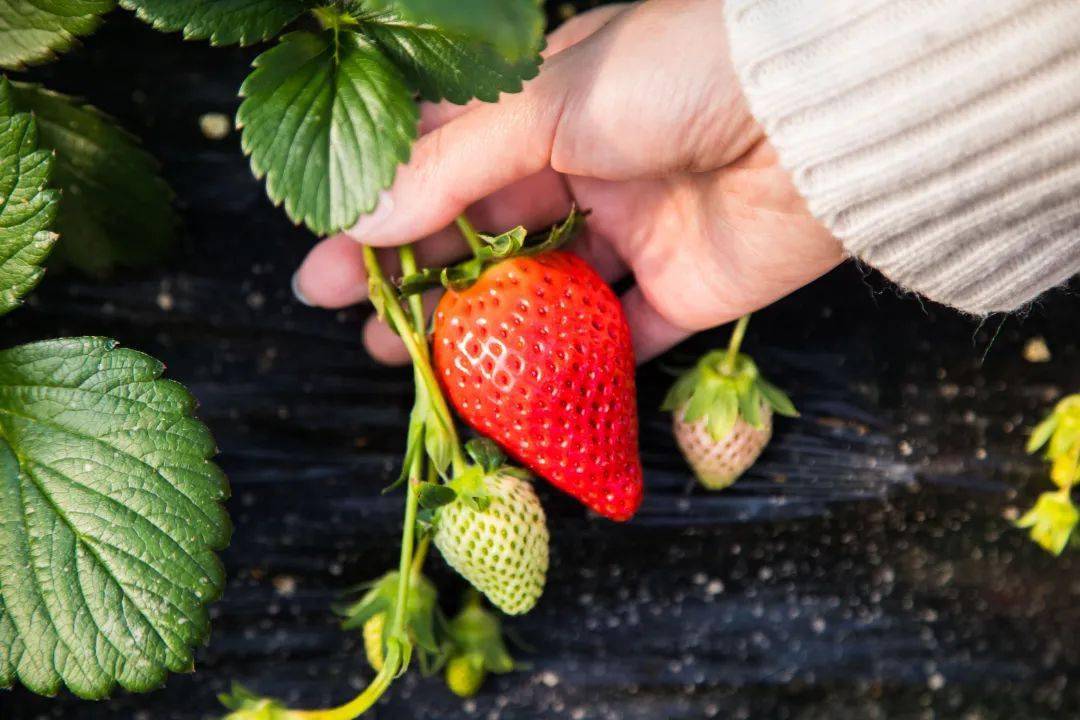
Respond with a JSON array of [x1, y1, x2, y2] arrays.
[[664, 347, 797, 491], [435, 467, 549, 615], [445, 655, 485, 698], [442, 592, 516, 698], [362, 612, 386, 672], [336, 570, 439, 667]]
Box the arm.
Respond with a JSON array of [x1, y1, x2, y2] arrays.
[[726, 0, 1080, 313]]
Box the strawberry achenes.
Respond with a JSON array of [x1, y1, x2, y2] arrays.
[[435, 469, 549, 615], [432, 250, 643, 521]]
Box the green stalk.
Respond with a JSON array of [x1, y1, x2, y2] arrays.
[[722, 314, 751, 375], [364, 246, 467, 474], [455, 215, 484, 258]]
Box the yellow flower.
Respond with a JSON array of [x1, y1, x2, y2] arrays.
[[1016, 491, 1079, 556]]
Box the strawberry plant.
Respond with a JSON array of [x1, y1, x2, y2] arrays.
[[0, 1, 231, 701]]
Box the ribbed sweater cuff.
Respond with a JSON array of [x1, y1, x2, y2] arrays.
[[725, 0, 1080, 314]]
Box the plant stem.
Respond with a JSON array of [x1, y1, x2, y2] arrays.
[[364, 247, 467, 474], [455, 215, 484, 258], [722, 314, 751, 375], [410, 533, 432, 577], [292, 476, 421, 720]]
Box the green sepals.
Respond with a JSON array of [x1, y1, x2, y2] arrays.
[[664, 350, 798, 440], [418, 482, 457, 510], [338, 570, 440, 656], [0, 77, 58, 316], [398, 208, 586, 296], [10, 82, 177, 276], [443, 593, 516, 696], [465, 437, 506, 474], [219, 684, 296, 720], [0, 0, 113, 70], [1027, 395, 1080, 488], [120, 0, 306, 47], [424, 406, 456, 476], [447, 465, 492, 513], [1016, 490, 1079, 556]]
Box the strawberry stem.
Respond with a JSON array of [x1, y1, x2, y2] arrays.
[[723, 314, 751, 375], [456, 215, 484, 258], [363, 246, 467, 475]]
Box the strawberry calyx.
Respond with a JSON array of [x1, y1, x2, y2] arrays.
[[337, 569, 442, 665], [1019, 393, 1080, 555], [398, 208, 586, 296], [443, 592, 517, 698], [663, 316, 797, 442], [220, 685, 295, 720]]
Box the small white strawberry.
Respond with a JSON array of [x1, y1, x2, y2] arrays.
[[434, 440, 549, 615], [663, 317, 797, 490]]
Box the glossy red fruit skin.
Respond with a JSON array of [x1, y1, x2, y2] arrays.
[[432, 251, 643, 521]]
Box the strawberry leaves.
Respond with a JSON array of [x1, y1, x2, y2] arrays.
[[10, 83, 177, 276], [0, 338, 230, 698], [237, 29, 418, 235], [0, 0, 113, 70], [120, 0, 306, 46], [358, 11, 541, 104], [0, 78, 57, 316]]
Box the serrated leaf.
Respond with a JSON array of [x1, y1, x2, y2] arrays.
[[120, 0, 306, 47], [357, 0, 544, 64], [0, 337, 230, 699], [0, 0, 113, 70], [357, 12, 540, 104], [238, 29, 418, 236], [0, 78, 57, 316], [10, 82, 176, 276]]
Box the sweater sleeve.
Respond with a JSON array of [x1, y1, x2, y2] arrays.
[[724, 0, 1080, 314]]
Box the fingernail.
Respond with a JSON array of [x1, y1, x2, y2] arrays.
[[291, 270, 314, 307], [348, 191, 394, 241]]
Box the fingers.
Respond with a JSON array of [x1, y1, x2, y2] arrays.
[[346, 48, 584, 247], [619, 286, 693, 364]]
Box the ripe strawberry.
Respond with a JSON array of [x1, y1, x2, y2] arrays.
[[435, 467, 549, 615], [664, 345, 797, 490], [432, 250, 643, 521]]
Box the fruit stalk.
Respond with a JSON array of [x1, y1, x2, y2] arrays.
[[723, 314, 751, 375], [455, 215, 484, 257]]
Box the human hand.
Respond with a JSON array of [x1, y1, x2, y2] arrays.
[[292, 0, 843, 365]]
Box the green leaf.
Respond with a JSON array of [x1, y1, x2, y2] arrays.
[[10, 82, 176, 276], [356, 0, 544, 64], [357, 12, 540, 104], [0, 337, 230, 699], [120, 0, 305, 46], [0, 78, 57, 316], [464, 437, 504, 473], [237, 29, 419, 235], [0, 0, 113, 70]]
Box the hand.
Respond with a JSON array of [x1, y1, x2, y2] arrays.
[[292, 0, 843, 365]]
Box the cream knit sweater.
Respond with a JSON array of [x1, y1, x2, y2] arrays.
[[724, 0, 1080, 314]]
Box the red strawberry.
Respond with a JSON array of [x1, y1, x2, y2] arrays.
[[432, 250, 643, 521]]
